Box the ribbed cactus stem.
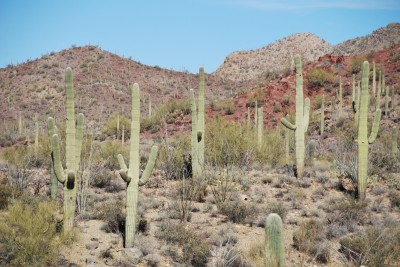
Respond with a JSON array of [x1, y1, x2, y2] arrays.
[[336, 76, 343, 115], [197, 67, 205, 172], [246, 107, 250, 126], [254, 101, 258, 126], [265, 213, 285, 267], [51, 67, 85, 231], [357, 61, 381, 201], [385, 86, 390, 116], [34, 122, 39, 156], [372, 62, 376, 97], [47, 117, 58, 199], [392, 127, 398, 159], [352, 74, 355, 103], [280, 55, 309, 178], [117, 83, 158, 248], [353, 80, 361, 127], [190, 89, 200, 177], [18, 112, 22, 137], [376, 71, 382, 111], [284, 114, 290, 164], [257, 107, 263, 149], [116, 114, 120, 139], [320, 95, 325, 135]]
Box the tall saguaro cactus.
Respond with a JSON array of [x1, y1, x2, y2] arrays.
[[47, 117, 58, 199], [336, 76, 343, 115], [257, 107, 264, 149], [190, 89, 201, 177], [117, 83, 158, 248], [50, 67, 84, 230], [280, 55, 310, 178], [357, 61, 381, 201], [197, 67, 205, 170], [265, 213, 285, 267]]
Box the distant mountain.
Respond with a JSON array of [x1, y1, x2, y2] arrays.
[[332, 23, 400, 56], [0, 46, 227, 126], [215, 33, 333, 82]]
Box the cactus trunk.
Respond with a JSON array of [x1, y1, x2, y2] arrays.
[[320, 95, 325, 135], [257, 107, 263, 149], [197, 67, 205, 172], [117, 84, 158, 248], [190, 89, 200, 177], [357, 61, 381, 201]]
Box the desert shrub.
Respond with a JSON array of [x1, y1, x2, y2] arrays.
[[211, 98, 236, 115], [306, 67, 334, 88], [98, 140, 128, 169], [266, 201, 288, 221], [92, 199, 124, 233], [293, 218, 330, 263], [350, 56, 367, 74], [91, 166, 113, 188], [156, 220, 210, 266], [339, 226, 400, 267], [246, 87, 266, 107], [206, 167, 240, 209], [257, 128, 286, 167], [388, 190, 400, 209], [206, 116, 256, 168], [0, 123, 19, 147], [157, 133, 191, 180], [220, 200, 257, 224], [104, 114, 130, 138], [0, 197, 67, 266], [0, 183, 17, 210]]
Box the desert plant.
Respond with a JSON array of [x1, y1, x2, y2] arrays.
[[49, 67, 84, 231], [47, 117, 58, 199], [117, 83, 158, 248], [306, 67, 334, 88], [257, 107, 264, 150], [320, 95, 325, 135], [356, 61, 381, 201], [265, 213, 285, 267], [281, 55, 310, 178]]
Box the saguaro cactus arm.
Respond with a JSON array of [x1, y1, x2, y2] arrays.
[[51, 134, 66, 183], [138, 145, 159, 186], [368, 109, 381, 144], [117, 154, 130, 183], [281, 117, 296, 130]]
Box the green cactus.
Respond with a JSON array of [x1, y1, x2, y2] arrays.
[[254, 101, 258, 127], [18, 111, 23, 137], [357, 61, 381, 201], [257, 107, 264, 149], [331, 96, 335, 113], [284, 114, 290, 164], [47, 117, 58, 199], [117, 83, 158, 248], [376, 70, 382, 111], [34, 121, 39, 156], [50, 67, 84, 230], [336, 76, 343, 115], [116, 113, 120, 139], [352, 74, 355, 103], [372, 62, 376, 97], [198, 67, 205, 170], [320, 95, 325, 135], [280, 55, 310, 178], [392, 127, 398, 159], [353, 80, 361, 127], [246, 107, 250, 126], [385, 86, 390, 116], [265, 213, 285, 267], [190, 89, 201, 177]]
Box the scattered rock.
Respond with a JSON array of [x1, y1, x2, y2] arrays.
[[86, 241, 99, 250]]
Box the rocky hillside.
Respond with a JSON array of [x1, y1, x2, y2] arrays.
[[333, 23, 400, 56], [215, 33, 333, 82], [0, 46, 231, 127]]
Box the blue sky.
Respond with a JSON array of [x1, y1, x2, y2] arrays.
[[0, 0, 399, 73]]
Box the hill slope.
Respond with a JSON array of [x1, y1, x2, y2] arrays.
[[332, 22, 400, 56], [215, 33, 333, 82]]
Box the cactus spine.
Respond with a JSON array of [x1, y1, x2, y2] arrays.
[[357, 61, 381, 201], [50, 67, 84, 230], [117, 83, 158, 248], [257, 107, 264, 149], [320, 95, 325, 135], [265, 213, 285, 267], [280, 55, 310, 178], [47, 117, 58, 199]]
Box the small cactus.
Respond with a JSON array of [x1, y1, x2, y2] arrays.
[[257, 107, 264, 149], [117, 83, 158, 248], [265, 213, 285, 267]]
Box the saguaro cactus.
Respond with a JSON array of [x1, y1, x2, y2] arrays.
[[190, 89, 201, 177], [50, 67, 84, 230], [392, 127, 398, 159], [336, 76, 343, 115], [385, 86, 390, 116], [34, 122, 39, 156], [265, 213, 285, 267], [372, 62, 376, 97], [117, 83, 158, 248], [280, 55, 310, 178], [357, 61, 381, 201], [320, 95, 325, 135], [257, 107, 264, 149], [47, 117, 58, 199]]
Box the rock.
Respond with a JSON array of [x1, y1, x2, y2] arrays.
[[123, 247, 143, 261], [86, 241, 99, 250], [86, 258, 97, 265]]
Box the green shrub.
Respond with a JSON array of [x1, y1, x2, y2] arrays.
[[104, 115, 130, 138], [257, 128, 286, 167], [246, 87, 266, 107], [220, 200, 257, 224], [350, 57, 367, 74], [306, 67, 334, 88], [92, 199, 124, 233], [98, 140, 129, 169], [91, 167, 113, 188], [0, 197, 67, 266], [211, 99, 236, 115]]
